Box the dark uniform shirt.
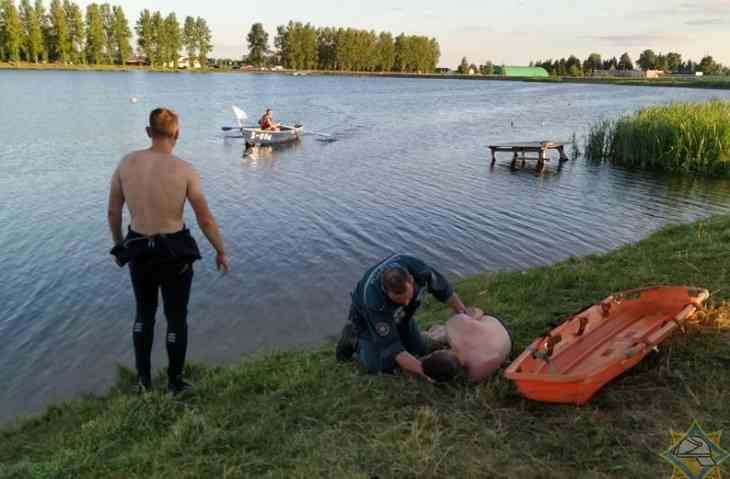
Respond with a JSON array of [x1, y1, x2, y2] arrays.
[[349, 254, 454, 371]]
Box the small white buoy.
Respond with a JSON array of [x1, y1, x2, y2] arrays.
[[129, 96, 139, 104]]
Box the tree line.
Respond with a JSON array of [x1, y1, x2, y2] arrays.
[[0, 0, 212, 67], [453, 51, 728, 77], [135, 10, 211, 67], [531, 50, 726, 77], [0, 0, 131, 64], [245, 21, 440, 73]]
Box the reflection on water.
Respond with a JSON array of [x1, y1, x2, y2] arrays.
[[241, 142, 302, 170], [1, 70, 730, 423]]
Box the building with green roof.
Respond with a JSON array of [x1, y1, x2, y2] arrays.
[[495, 66, 549, 77]]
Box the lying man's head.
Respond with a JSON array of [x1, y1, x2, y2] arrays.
[[422, 350, 461, 383]]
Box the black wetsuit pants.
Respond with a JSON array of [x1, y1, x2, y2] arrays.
[[129, 260, 193, 384]]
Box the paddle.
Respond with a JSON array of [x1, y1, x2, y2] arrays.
[[306, 130, 334, 138]]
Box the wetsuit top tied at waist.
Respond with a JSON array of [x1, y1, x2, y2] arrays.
[[110, 227, 202, 267]]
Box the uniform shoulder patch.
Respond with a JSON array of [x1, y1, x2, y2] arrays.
[[375, 322, 391, 337]]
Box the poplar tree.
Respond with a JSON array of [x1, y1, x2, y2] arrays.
[[0, 4, 6, 59], [34, 0, 48, 61], [376, 31, 394, 72], [134, 9, 152, 62], [1, 0, 24, 62], [65, 0, 83, 64], [316, 26, 335, 70], [163, 12, 180, 67], [149, 10, 163, 66], [273, 24, 288, 66], [246, 22, 268, 66], [111, 5, 129, 64], [48, 0, 69, 63], [85, 2, 104, 64], [195, 16, 210, 67], [99, 3, 113, 63], [181, 15, 196, 63], [19, 0, 42, 62]]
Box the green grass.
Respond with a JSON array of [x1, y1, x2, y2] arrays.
[[585, 100, 730, 176], [2, 216, 730, 478]]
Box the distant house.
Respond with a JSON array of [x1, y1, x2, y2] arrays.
[[435, 67, 450, 74], [178, 57, 201, 69], [644, 69, 666, 79], [161, 57, 201, 69], [125, 55, 148, 66], [495, 66, 549, 77]]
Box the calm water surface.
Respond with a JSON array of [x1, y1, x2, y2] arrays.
[[2, 71, 730, 423]]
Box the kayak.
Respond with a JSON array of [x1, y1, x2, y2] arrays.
[[504, 286, 709, 405], [222, 124, 303, 146]]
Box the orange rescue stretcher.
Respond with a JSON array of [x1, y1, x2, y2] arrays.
[[504, 286, 709, 405]]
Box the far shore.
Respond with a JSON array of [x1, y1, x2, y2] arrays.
[[3, 61, 730, 90]]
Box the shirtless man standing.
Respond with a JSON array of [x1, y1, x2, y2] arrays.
[[422, 309, 512, 382], [107, 107, 229, 394]]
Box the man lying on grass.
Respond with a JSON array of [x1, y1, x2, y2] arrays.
[[424, 308, 512, 382], [336, 254, 474, 382]]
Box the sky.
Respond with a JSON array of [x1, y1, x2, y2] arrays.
[[74, 0, 730, 67]]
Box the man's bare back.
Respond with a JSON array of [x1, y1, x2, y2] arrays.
[[115, 149, 192, 235], [108, 109, 227, 272], [446, 313, 512, 382]]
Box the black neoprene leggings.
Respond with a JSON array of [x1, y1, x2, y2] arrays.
[[129, 260, 194, 383]]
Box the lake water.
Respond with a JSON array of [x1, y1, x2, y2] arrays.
[[2, 71, 730, 423]]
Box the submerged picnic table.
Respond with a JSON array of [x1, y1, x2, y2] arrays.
[[489, 141, 570, 172]]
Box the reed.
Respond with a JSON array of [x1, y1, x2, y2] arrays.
[[585, 100, 730, 176]]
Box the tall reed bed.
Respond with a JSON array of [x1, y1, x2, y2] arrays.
[[585, 100, 730, 176]]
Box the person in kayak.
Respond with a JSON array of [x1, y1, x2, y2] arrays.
[[258, 108, 280, 131], [336, 254, 470, 382], [107, 107, 229, 394], [423, 309, 512, 382]]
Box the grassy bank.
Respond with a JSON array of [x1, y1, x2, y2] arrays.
[[585, 100, 730, 177], [0, 61, 221, 73], [2, 216, 730, 478]]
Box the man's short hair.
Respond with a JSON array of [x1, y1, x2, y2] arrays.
[[422, 350, 460, 383], [149, 107, 179, 139], [382, 267, 410, 295]]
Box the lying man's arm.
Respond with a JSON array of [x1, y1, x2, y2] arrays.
[[395, 351, 431, 381]]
